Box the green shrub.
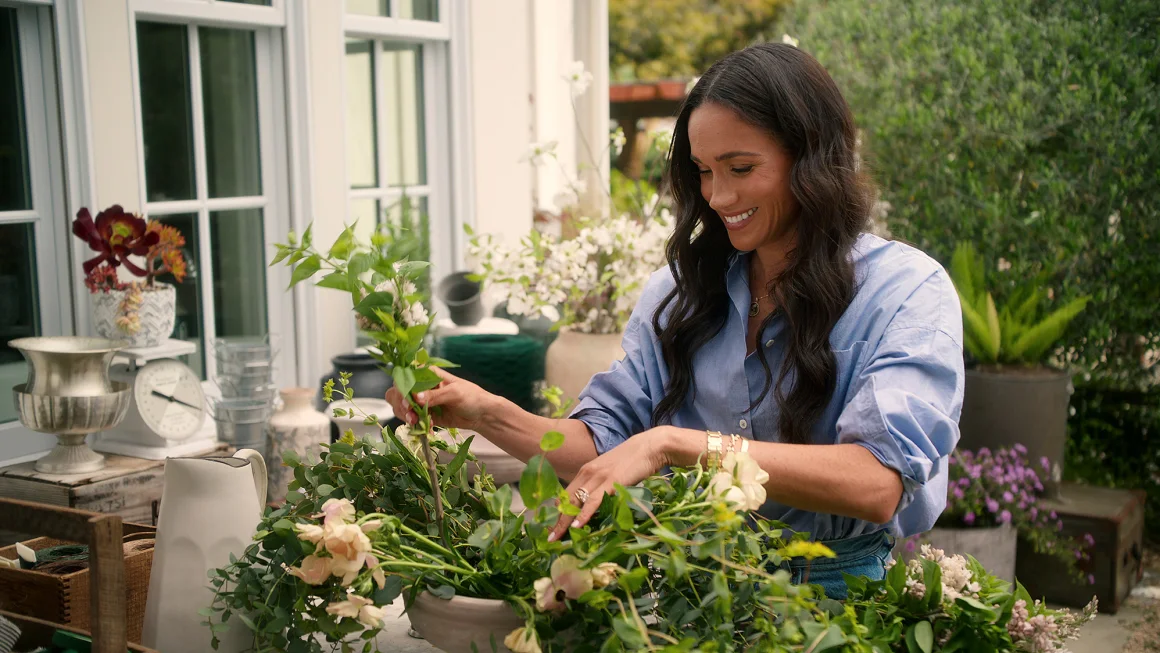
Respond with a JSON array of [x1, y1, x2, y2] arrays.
[[780, 0, 1160, 532], [609, 0, 790, 82], [780, 0, 1160, 388]]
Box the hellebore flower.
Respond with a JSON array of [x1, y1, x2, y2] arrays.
[[286, 555, 331, 585], [708, 452, 770, 511], [533, 555, 593, 613], [504, 627, 542, 653]]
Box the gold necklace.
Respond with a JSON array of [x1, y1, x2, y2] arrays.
[[749, 293, 772, 317]]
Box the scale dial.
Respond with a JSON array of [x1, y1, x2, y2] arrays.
[[133, 358, 206, 442]]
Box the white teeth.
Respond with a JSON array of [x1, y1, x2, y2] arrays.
[[724, 208, 756, 224]]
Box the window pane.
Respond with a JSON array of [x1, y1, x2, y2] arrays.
[[345, 39, 377, 189], [138, 22, 196, 202], [200, 27, 262, 198], [219, 0, 272, 5], [0, 223, 41, 422], [381, 195, 430, 295], [347, 0, 389, 16], [154, 213, 205, 378], [0, 8, 31, 212], [349, 198, 379, 225], [398, 0, 438, 21], [211, 209, 268, 338], [381, 43, 426, 187]]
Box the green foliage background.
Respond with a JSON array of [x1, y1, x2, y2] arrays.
[[777, 0, 1160, 535], [609, 0, 790, 82]]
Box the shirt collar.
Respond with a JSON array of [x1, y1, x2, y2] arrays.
[[726, 250, 753, 320]]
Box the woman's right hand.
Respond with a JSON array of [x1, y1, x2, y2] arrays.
[[384, 366, 493, 431]]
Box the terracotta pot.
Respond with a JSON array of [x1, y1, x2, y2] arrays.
[[407, 591, 524, 653], [655, 80, 688, 100], [958, 366, 1073, 498], [91, 283, 176, 348], [895, 524, 1017, 583], [544, 329, 625, 403]]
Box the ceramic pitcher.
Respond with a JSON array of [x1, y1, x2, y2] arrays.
[[142, 449, 267, 653]]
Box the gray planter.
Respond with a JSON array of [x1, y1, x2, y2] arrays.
[[957, 366, 1073, 498], [895, 525, 1017, 583]]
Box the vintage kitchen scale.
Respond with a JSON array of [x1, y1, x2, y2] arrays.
[[93, 340, 218, 460]]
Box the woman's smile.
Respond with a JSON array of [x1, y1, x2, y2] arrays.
[[722, 207, 758, 229]]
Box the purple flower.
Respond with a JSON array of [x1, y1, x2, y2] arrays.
[[1057, 520, 1064, 531], [1003, 491, 1014, 503], [979, 447, 991, 457], [999, 510, 1012, 524], [964, 511, 976, 525], [905, 538, 918, 553], [953, 487, 965, 500], [1088, 574, 1095, 585], [1041, 456, 1051, 471], [1050, 510, 1058, 520], [986, 498, 1000, 513], [1075, 549, 1084, 560], [1083, 533, 1095, 547], [1014, 443, 1028, 454], [1029, 507, 1038, 519]]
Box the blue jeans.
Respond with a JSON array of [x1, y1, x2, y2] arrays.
[[777, 530, 894, 600]]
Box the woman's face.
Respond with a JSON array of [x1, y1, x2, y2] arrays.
[[687, 102, 799, 253]]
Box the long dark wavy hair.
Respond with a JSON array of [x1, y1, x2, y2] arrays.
[[651, 43, 874, 445]]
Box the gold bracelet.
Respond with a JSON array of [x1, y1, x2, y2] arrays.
[[705, 430, 724, 468]]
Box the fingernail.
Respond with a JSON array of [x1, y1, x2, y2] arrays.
[[547, 532, 557, 543], [571, 519, 581, 528], [416, 393, 426, 402]]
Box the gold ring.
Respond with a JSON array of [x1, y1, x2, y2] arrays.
[[575, 488, 590, 504]]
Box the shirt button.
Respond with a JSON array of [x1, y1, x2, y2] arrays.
[[739, 419, 748, 429], [765, 339, 775, 348]]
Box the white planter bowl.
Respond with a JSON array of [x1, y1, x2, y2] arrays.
[[406, 591, 524, 653], [91, 283, 177, 348]]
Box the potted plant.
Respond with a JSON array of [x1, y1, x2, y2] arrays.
[[201, 224, 1096, 653], [849, 541, 1097, 653], [949, 242, 1089, 496], [897, 444, 1097, 585], [73, 205, 187, 348], [466, 62, 674, 404]]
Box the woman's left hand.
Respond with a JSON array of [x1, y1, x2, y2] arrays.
[[547, 427, 672, 542]]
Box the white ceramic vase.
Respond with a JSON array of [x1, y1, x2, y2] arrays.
[[407, 591, 524, 653], [266, 387, 330, 502], [544, 329, 625, 403], [91, 283, 177, 348], [142, 449, 267, 653]]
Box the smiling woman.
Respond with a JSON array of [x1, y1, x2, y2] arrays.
[[386, 42, 966, 601]]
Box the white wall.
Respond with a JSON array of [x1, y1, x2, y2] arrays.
[[84, 0, 142, 211], [467, 0, 535, 246], [303, 0, 355, 382]]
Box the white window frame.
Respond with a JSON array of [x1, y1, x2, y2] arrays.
[[343, 0, 473, 293], [0, 1, 73, 459], [127, 0, 299, 386]]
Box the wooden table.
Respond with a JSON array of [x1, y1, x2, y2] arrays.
[[0, 444, 227, 546]]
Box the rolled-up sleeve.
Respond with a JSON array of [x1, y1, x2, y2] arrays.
[[570, 275, 671, 454], [836, 272, 965, 522]]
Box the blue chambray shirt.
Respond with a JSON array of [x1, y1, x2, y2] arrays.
[[571, 233, 965, 540]]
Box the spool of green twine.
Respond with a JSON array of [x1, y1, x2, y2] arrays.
[[435, 334, 545, 412]]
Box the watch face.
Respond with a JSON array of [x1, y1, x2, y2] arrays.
[[134, 359, 206, 441]]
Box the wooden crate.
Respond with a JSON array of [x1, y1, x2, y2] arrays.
[[0, 498, 142, 653], [1015, 482, 1146, 613], [2, 610, 158, 653], [0, 523, 154, 643], [0, 445, 228, 546]]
